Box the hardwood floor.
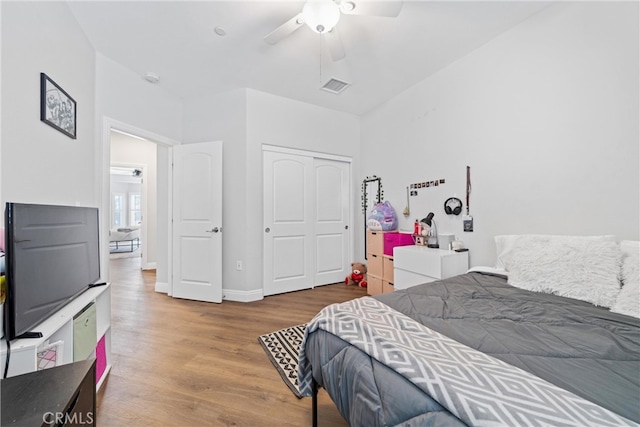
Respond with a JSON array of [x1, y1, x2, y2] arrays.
[[97, 258, 366, 426]]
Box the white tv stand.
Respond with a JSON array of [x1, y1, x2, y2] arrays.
[[0, 283, 111, 389]]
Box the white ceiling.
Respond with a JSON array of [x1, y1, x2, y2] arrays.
[[67, 1, 552, 116]]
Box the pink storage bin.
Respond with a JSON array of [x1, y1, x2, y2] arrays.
[[383, 232, 414, 256], [95, 334, 107, 384]]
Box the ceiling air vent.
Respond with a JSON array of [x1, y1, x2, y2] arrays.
[[321, 78, 350, 94]]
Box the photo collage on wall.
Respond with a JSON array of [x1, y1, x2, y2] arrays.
[[409, 179, 445, 196]]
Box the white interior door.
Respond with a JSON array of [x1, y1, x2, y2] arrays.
[[263, 149, 351, 296], [172, 141, 222, 303], [314, 159, 350, 285], [263, 151, 314, 296]]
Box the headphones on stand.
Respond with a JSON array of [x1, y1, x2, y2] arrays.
[[444, 197, 463, 215]]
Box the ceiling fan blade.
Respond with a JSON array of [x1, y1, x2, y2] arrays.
[[264, 13, 305, 45], [341, 0, 403, 18], [325, 28, 346, 62]]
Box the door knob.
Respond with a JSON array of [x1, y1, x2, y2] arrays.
[[345, 225, 349, 230], [265, 227, 271, 233], [206, 227, 220, 233]]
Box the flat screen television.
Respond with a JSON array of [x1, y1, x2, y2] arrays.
[[3, 202, 101, 340]]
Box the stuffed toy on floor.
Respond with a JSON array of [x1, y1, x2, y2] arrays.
[[345, 262, 367, 287]]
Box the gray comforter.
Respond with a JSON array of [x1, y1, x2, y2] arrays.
[[300, 272, 640, 426]]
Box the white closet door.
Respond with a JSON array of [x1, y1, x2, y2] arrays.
[[263, 151, 314, 296], [314, 159, 350, 286], [263, 149, 351, 296]]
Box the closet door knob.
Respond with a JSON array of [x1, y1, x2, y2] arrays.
[[265, 227, 271, 233]]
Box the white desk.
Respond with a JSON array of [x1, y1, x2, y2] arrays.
[[393, 246, 469, 290]]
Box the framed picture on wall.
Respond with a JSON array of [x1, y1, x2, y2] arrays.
[[40, 73, 76, 139]]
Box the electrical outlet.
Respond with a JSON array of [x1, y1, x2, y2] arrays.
[[236, 260, 243, 271]]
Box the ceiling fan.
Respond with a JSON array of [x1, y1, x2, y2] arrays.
[[264, 0, 403, 61]]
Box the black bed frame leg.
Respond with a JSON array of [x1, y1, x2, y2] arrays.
[[312, 377, 318, 427]]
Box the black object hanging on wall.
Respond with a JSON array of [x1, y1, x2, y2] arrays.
[[361, 176, 384, 258], [464, 166, 474, 232]]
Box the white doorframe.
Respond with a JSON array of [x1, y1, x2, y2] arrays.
[[262, 144, 353, 163], [99, 117, 178, 293]]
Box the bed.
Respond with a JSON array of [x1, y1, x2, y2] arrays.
[[109, 227, 140, 252], [298, 236, 640, 426]]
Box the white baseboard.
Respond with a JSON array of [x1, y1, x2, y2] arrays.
[[143, 262, 157, 271], [223, 288, 263, 302], [155, 281, 169, 294], [153, 284, 262, 301]]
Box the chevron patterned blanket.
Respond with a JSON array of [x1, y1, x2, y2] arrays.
[[298, 296, 638, 426]]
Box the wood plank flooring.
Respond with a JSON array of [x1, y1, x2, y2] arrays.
[[97, 258, 367, 426]]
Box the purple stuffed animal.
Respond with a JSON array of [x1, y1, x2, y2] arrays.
[[367, 201, 398, 231]]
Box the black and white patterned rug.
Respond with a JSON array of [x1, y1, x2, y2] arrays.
[[257, 324, 306, 398]]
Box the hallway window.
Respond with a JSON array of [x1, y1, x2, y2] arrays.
[[130, 193, 142, 226], [112, 193, 125, 228]]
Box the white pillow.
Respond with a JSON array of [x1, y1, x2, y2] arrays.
[[611, 241, 639, 318], [495, 235, 621, 308], [495, 234, 616, 269]]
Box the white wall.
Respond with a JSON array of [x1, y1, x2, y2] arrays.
[[182, 88, 248, 298], [4, 1, 635, 299], [1, 1, 95, 207], [0, 2, 3, 205], [361, 2, 639, 267], [245, 89, 360, 295], [183, 88, 360, 299], [110, 178, 141, 205], [110, 132, 158, 268], [0, 3, 183, 284], [94, 53, 183, 281], [95, 54, 183, 143]]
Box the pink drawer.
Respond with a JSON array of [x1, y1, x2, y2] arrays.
[[383, 232, 414, 256]]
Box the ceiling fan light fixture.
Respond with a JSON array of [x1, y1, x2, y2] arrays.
[[302, 0, 341, 34]]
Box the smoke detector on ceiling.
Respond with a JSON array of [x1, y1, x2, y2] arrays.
[[321, 78, 350, 94], [340, 1, 356, 13], [144, 72, 160, 84]]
